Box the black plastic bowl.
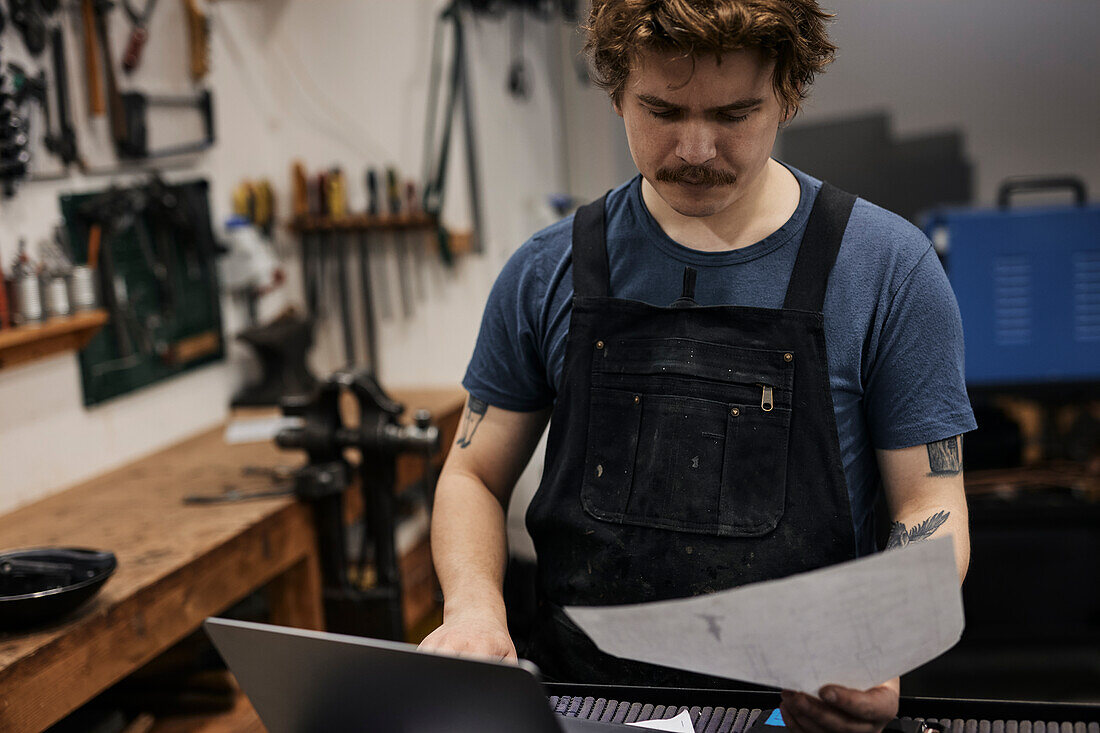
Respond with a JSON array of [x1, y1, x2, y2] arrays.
[[0, 547, 117, 631]]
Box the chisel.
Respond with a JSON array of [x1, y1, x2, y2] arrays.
[[358, 169, 382, 371], [327, 167, 357, 366], [365, 168, 393, 321], [405, 181, 430, 301], [291, 162, 318, 317], [92, 0, 129, 152], [386, 167, 414, 319]]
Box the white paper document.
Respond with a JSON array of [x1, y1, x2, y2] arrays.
[[627, 709, 696, 732], [224, 416, 302, 444], [565, 536, 963, 694]]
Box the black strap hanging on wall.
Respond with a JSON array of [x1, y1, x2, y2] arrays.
[[421, 1, 485, 261]]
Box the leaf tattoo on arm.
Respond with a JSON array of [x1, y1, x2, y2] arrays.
[[886, 510, 951, 549], [456, 397, 488, 449]]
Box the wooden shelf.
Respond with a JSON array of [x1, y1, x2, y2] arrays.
[[288, 212, 437, 233], [0, 309, 109, 371], [288, 214, 475, 256]]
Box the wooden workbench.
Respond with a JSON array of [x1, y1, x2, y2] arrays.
[[0, 386, 466, 733]]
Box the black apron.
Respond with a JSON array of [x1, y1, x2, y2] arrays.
[[523, 183, 861, 687]]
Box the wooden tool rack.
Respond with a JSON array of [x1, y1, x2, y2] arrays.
[[0, 386, 465, 732], [288, 214, 472, 372]]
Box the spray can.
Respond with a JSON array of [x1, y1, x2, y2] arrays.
[[69, 266, 99, 311], [44, 275, 71, 318], [13, 273, 44, 325]]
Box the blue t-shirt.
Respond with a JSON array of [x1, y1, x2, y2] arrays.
[[464, 164, 977, 553]]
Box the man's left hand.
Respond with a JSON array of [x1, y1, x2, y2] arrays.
[[779, 678, 900, 733]]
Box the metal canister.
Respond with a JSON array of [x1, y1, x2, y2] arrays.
[[45, 276, 71, 318], [13, 273, 44, 325], [69, 266, 99, 311]]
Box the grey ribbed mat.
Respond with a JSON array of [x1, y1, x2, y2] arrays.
[[548, 697, 1100, 733]]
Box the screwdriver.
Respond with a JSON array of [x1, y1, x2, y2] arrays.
[[292, 161, 319, 316], [365, 168, 393, 321], [406, 180, 430, 301], [327, 167, 357, 366], [387, 166, 414, 318]]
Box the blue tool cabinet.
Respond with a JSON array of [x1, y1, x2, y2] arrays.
[[925, 180, 1100, 387]]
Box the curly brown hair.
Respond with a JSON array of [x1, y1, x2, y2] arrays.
[[584, 0, 837, 119]]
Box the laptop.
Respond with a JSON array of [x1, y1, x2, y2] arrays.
[[204, 617, 632, 732]]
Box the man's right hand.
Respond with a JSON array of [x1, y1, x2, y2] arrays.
[[417, 613, 518, 663], [423, 397, 549, 667]]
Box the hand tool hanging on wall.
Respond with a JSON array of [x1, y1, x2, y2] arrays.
[[313, 170, 335, 323], [118, 89, 215, 158], [5, 63, 49, 137], [8, 0, 47, 56], [45, 26, 81, 167], [326, 171, 347, 218], [146, 174, 220, 303], [80, 0, 105, 117], [349, 167, 382, 375], [78, 189, 140, 359], [364, 167, 393, 321], [1, 63, 34, 196], [327, 167, 359, 367], [506, 4, 529, 99], [406, 180, 431, 301], [233, 179, 276, 239], [357, 224, 380, 373], [422, 1, 483, 261], [182, 0, 209, 81], [291, 161, 321, 318], [387, 166, 415, 318], [121, 0, 159, 73], [92, 0, 130, 152], [275, 369, 440, 639]]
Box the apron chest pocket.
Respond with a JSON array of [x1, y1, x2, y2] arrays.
[[580, 339, 794, 537]]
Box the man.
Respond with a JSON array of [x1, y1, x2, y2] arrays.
[[421, 2, 975, 732]]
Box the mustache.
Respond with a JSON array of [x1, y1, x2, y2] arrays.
[[655, 165, 737, 186]]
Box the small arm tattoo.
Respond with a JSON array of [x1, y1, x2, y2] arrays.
[[927, 436, 961, 477], [456, 397, 488, 449], [886, 510, 951, 548]]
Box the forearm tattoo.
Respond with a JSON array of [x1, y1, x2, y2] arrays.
[[886, 510, 950, 549], [926, 436, 961, 477], [456, 397, 488, 449]]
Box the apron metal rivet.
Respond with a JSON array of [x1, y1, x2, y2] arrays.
[[730, 407, 740, 417], [784, 353, 793, 362], [596, 340, 605, 350], [633, 395, 640, 404]]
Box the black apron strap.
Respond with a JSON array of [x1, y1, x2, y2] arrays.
[[782, 182, 857, 312], [571, 193, 611, 298]]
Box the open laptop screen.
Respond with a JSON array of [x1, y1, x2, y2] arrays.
[[204, 617, 627, 732]]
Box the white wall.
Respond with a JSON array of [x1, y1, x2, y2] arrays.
[[789, 0, 1100, 204], [558, 0, 1100, 206], [0, 1, 569, 513]]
